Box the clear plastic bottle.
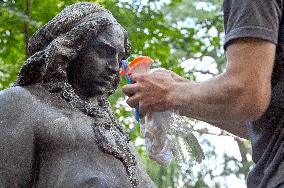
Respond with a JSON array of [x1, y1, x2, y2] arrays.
[[124, 58, 205, 169], [141, 109, 204, 170], [140, 68, 204, 170]]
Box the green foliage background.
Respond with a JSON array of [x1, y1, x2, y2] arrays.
[[0, 0, 253, 187]]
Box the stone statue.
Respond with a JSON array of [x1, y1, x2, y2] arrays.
[[0, 2, 156, 188]]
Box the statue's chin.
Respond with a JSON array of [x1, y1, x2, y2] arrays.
[[90, 86, 116, 97], [104, 81, 119, 96]]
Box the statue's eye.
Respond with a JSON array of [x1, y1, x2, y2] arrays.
[[96, 43, 117, 57]]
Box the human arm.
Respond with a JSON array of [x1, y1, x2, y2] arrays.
[[171, 39, 274, 138], [0, 87, 35, 187], [167, 71, 249, 139], [123, 0, 281, 139], [123, 39, 275, 139]]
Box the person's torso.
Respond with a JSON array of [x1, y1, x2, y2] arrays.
[[248, 0, 284, 163]]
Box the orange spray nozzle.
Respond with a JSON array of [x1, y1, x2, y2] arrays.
[[121, 56, 154, 77]]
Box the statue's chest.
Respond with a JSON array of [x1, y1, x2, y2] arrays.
[[33, 109, 136, 188], [35, 109, 110, 150]]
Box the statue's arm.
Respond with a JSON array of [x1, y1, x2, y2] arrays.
[[0, 87, 35, 187]]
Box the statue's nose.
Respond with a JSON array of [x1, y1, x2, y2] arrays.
[[106, 59, 119, 74]]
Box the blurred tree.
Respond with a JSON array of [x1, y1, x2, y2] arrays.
[[0, 0, 253, 187]]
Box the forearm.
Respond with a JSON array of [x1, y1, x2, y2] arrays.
[[168, 72, 265, 135], [203, 119, 248, 139]]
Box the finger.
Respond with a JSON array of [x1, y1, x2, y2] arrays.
[[130, 73, 144, 82], [139, 103, 150, 118], [126, 95, 140, 108], [152, 69, 171, 75], [139, 108, 146, 118], [139, 103, 145, 117], [122, 83, 140, 96]]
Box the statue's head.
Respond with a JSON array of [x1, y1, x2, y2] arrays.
[[16, 2, 131, 97]]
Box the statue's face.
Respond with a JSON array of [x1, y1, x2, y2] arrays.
[[77, 24, 127, 96]]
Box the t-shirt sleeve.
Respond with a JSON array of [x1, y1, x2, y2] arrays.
[[223, 0, 282, 49]]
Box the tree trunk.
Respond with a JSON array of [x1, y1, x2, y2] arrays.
[[24, 0, 30, 58]]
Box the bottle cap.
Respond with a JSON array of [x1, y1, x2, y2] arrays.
[[121, 56, 154, 77]]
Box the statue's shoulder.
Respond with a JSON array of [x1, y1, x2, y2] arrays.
[[0, 86, 38, 134], [0, 86, 35, 110]]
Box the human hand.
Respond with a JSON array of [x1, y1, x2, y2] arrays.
[[122, 71, 177, 116], [168, 71, 189, 82]]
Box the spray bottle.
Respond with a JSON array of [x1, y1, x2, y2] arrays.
[[121, 56, 154, 122], [121, 56, 205, 169]]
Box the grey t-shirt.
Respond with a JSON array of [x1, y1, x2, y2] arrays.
[[223, 0, 284, 187]]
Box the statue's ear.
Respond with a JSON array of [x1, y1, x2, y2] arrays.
[[42, 17, 112, 84]]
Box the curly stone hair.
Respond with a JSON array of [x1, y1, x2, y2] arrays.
[[16, 2, 130, 87], [14, 2, 138, 187]]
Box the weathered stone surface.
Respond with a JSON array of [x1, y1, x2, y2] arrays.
[[0, 2, 156, 188]]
